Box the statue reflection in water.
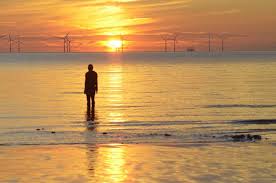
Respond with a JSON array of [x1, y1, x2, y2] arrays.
[[86, 108, 97, 130]]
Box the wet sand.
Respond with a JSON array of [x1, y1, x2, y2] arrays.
[[1, 143, 275, 183]]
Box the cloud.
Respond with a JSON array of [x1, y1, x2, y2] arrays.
[[0, 0, 275, 51], [208, 9, 241, 15], [195, 9, 241, 17]]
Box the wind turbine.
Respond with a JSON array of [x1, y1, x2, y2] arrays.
[[162, 35, 169, 52], [120, 34, 125, 53], [173, 34, 178, 52], [64, 33, 69, 53], [67, 35, 73, 53], [221, 36, 226, 52], [55, 33, 69, 53], [208, 33, 212, 52], [68, 39, 72, 53], [8, 34, 14, 53], [169, 33, 178, 52], [16, 35, 23, 53]]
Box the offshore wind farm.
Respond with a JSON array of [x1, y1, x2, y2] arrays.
[[0, 32, 247, 53]]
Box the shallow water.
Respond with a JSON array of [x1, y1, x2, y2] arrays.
[[0, 144, 275, 183], [0, 52, 276, 145]]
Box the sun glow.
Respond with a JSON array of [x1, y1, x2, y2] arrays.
[[106, 40, 123, 51]]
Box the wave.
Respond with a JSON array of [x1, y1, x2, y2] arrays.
[[100, 120, 202, 127], [205, 104, 276, 108], [61, 92, 83, 94]]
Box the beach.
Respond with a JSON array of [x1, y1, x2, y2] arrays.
[[0, 52, 276, 182], [1, 143, 275, 183]]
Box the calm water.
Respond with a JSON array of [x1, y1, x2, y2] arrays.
[[0, 52, 276, 145]]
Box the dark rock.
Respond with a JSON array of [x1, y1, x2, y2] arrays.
[[164, 133, 172, 137], [252, 135, 262, 140], [51, 131, 56, 134], [231, 134, 246, 141], [231, 134, 262, 141], [36, 128, 40, 131], [247, 134, 253, 140], [102, 132, 108, 135]]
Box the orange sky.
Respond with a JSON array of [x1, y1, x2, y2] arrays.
[[0, 0, 276, 52]]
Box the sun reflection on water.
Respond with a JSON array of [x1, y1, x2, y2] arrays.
[[106, 64, 125, 122], [90, 145, 127, 182]]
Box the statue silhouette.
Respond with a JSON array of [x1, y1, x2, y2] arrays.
[[84, 64, 98, 113]]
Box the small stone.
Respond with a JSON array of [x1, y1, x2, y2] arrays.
[[41, 128, 45, 130], [102, 132, 108, 135], [51, 131, 56, 134], [36, 128, 40, 131], [164, 133, 172, 137]]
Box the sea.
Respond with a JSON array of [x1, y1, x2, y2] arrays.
[[0, 51, 276, 146], [1, 52, 276, 182]]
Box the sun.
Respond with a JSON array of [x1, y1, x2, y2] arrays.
[[107, 40, 123, 51]]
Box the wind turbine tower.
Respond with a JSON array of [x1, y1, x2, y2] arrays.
[[221, 37, 225, 52], [120, 34, 124, 53], [17, 35, 23, 53], [162, 35, 168, 52], [208, 33, 212, 52], [62, 33, 69, 53], [172, 34, 178, 52], [8, 34, 13, 53], [65, 33, 69, 53], [68, 39, 71, 53]]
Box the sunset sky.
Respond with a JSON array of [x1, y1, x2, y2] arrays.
[[0, 0, 275, 52]]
